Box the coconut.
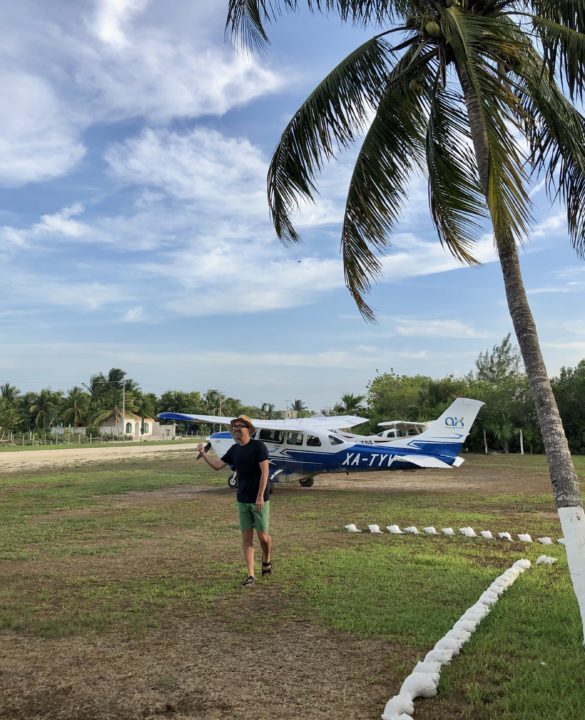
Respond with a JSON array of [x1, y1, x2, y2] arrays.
[[409, 79, 424, 95], [425, 21, 441, 37]]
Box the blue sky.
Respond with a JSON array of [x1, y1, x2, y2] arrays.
[[1, 1, 584, 412]]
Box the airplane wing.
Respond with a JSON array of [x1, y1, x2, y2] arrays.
[[157, 412, 368, 432]]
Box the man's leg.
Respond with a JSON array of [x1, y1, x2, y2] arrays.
[[257, 530, 272, 565], [242, 528, 255, 577]]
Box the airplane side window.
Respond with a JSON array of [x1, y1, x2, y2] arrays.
[[306, 435, 321, 447], [258, 429, 284, 444], [328, 435, 344, 445], [286, 432, 304, 446]]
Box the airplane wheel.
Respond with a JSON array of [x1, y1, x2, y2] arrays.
[[227, 473, 238, 489], [299, 477, 314, 488]]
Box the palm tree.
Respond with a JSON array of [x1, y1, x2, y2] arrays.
[[289, 399, 308, 416], [1, 383, 20, 401], [62, 386, 90, 429], [29, 389, 63, 430], [261, 402, 276, 418], [226, 2, 585, 635], [333, 392, 366, 415]]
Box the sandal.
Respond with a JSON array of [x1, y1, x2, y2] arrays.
[[262, 561, 273, 576], [242, 575, 256, 588]]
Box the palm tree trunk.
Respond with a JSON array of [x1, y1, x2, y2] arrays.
[[458, 66, 585, 638]]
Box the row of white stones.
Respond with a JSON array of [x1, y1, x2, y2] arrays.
[[381, 559, 532, 720], [344, 523, 566, 546]]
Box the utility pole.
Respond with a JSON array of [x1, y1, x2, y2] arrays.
[[121, 380, 126, 443]]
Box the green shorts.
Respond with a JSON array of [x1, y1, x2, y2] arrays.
[[237, 501, 270, 533]]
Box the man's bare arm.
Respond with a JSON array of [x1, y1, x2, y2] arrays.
[[197, 444, 227, 471], [256, 459, 270, 508]]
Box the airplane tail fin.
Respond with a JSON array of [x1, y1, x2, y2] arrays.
[[413, 397, 484, 458]]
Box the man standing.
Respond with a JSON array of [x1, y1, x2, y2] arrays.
[[197, 415, 272, 588]]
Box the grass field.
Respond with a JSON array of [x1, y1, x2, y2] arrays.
[[1, 451, 584, 719]]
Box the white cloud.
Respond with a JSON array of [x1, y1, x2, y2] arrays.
[[378, 232, 497, 280], [394, 319, 486, 338], [0, 2, 284, 186], [92, 0, 149, 48], [122, 306, 147, 322], [560, 321, 585, 336], [0, 204, 92, 249], [531, 210, 567, 239], [105, 127, 268, 216], [0, 72, 85, 186]]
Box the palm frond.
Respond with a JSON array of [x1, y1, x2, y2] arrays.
[[426, 85, 487, 264], [442, 7, 533, 247], [340, 46, 431, 320], [267, 35, 397, 244], [519, 51, 585, 256], [531, 9, 585, 100], [225, 1, 405, 51]]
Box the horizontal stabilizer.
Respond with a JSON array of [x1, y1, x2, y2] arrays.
[[393, 454, 456, 469]]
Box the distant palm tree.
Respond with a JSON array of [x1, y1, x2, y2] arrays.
[[226, 0, 585, 636], [289, 399, 311, 418], [62, 386, 90, 428], [261, 402, 276, 418], [1, 383, 20, 401], [29, 390, 62, 430], [334, 393, 366, 415]]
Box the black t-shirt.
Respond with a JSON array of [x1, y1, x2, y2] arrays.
[[222, 438, 270, 503]]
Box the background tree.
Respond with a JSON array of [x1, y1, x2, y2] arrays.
[[333, 392, 366, 415], [289, 398, 309, 417], [61, 386, 90, 429], [1, 383, 20, 402], [86, 369, 140, 435], [29, 389, 63, 430], [157, 390, 204, 414], [553, 360, 585, 454], [0, 397, 20, 437], [473, 333, 522, 384], [226, 0, 585, 636], [261, 402, 276, 419]]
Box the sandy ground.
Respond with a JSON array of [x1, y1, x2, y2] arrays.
[[0, 442, 196, 474]]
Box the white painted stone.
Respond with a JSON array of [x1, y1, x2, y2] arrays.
[[498, 532, 513, 541], [453, 619, 476, 633], [423, 526, 439, 535], [400, 672, 438, 698], [368, 524, 384, 534], [413, 660, 441, 674], [403, 526, 420, 535], [387, 525, 404, 534], [537, 537, 553, 545], [480, 530, 494, 539], [344, 523, 361, 533], [459, 526, 478, 537], [536, 555, 558, 565], [518, 533, 532, 543], [424, 648, 453, 665], [382, 559, 532, 720], [381, 693, 414, 718]]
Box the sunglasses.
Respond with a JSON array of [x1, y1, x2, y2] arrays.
[[232, 424, 248, 430]]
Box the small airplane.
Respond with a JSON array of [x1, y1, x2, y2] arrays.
[[158, 397, 484, 489]]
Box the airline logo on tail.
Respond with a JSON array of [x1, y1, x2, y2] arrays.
[[445, 416, 465, 428]]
